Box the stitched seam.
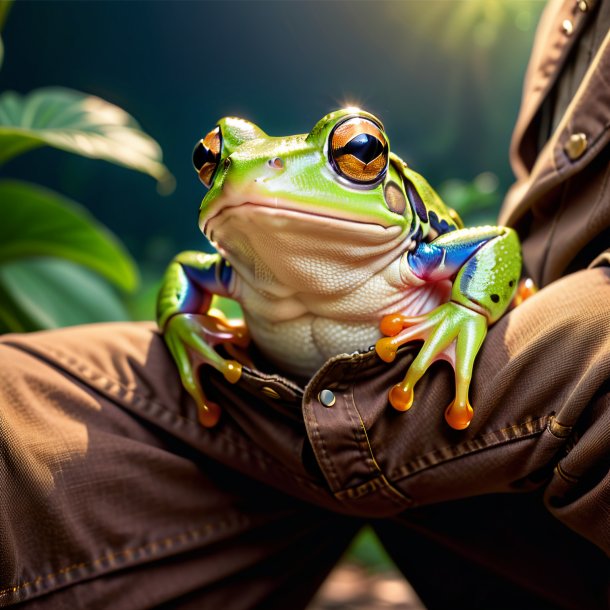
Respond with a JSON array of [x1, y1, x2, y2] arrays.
[[547, 415, 573, 439], [346, 390, 410, 507], [390, 415, 551, 481], [3, 341, 325, 496], [587, 158, 610, 234], [303, 364, 341, 491], [0, 514, 248, 600], [555, 461, 580, 483], [3, 340, 170, 412], [345, 387, 379, 477], [310, 401, 341, 490]]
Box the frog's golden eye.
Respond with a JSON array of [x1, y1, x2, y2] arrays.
[[193, 126, 222, 188], [329, 117, 389, 185]]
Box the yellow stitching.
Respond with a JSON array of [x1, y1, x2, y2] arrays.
[[554, 462, 579, 483], [391, 415, 550, 480], [5, 341, 322, 493], [0, 516, 243, 598], [548, 415, 573, 439]]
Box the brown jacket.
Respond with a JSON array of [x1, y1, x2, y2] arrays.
[[500, 0, 610, 286], [0, 3, 609, 609]]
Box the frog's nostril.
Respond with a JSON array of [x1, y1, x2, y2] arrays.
[[268, 157, 284, 169]]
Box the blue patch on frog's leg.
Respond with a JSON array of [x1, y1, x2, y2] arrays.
[[157, 251, 234, 329], [407, 229, 491, 283], [451, 228, 522, 323]]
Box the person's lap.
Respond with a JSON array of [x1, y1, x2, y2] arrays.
[[1, 267, 608, 609]]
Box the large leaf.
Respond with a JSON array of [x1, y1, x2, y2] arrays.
[[0, 87, 173, 190], [0, 179, 138, 291], [0, 258, 130, 332], [0, 0, 9, 70]]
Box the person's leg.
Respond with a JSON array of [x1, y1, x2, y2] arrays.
[[2, 267, 608, 608], [373, 492, 608, 610], [300, 266, 610, 608], [0, 324, 360, 609]]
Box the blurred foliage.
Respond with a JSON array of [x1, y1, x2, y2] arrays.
[[439, 171, 502, 226], [0, 1, 171, 332], [0, 88, 173, 187], [345, 527, 396, 572], [0, 0, 9, 71]]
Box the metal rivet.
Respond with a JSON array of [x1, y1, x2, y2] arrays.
[[260, 386, 281, 399], [318, 389, 336, 407], [577, 0, 588, 12], [562, 19, 574, 35], [565, 132, 588, 160]]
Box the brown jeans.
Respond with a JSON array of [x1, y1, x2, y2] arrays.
[[1, 267, 609, 610]]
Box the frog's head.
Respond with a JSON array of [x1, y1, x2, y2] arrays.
[[192, 109, 427, 293]]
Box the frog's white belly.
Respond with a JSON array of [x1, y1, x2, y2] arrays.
[[236, 272, 451, 377], [208, 201, 451, 377]]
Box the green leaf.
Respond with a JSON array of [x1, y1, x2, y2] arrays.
[[0, 179, 138, 292], [0, 87, 173, 190], [0, 1, 12, 33], [126, 275, 161, 321], [0, 258, 130, 332]]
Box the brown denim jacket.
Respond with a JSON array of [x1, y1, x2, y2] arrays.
[[0, 2, 609, 609], [500, 0, 610, 286]]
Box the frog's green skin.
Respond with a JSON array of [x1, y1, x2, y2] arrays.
[[157, 109, 521, 430]]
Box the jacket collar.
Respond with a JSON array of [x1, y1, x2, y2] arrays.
[[500, 0, 610, 226]]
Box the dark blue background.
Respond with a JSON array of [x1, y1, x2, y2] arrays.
[[1, 1, 543, 270]]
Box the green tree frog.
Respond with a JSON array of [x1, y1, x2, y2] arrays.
[[157, 108, 522, 431]]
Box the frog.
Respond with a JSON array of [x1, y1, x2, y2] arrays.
[[156, 108, 522, 431]]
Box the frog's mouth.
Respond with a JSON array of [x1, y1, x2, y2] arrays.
[[202, 199, 406, 246], [203, 199, 410, 295]]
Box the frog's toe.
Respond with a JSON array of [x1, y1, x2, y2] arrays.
[[195, 394, 222, 428], [184, 367, 222, 427], [445, 398, 474, 430], [389, 381, 415, 411], [378, 302, 487, 429], [376, 314, 436, 363], [511, 277, 538, 308], [221, 359, 243, 383]]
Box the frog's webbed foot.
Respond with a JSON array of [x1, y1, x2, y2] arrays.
[[164, 311, 250, 427], [376, 302, 487, 430]]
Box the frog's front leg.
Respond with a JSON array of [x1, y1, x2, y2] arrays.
[[376, 227, 521, 429], [156, 251, 248, 426]]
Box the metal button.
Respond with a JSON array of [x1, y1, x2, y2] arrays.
[[577, 0, 589, 12], [318, 389, 336, 407], [562, 19, 574, 35], [260, 386, 280, 399], [565, 132, 588, 160]]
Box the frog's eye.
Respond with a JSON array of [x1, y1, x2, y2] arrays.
[[328, 117, 389, 185], [193, 126, 222, 188]]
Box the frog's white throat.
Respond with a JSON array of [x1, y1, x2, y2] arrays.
[[204, 201, 409, 297]]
